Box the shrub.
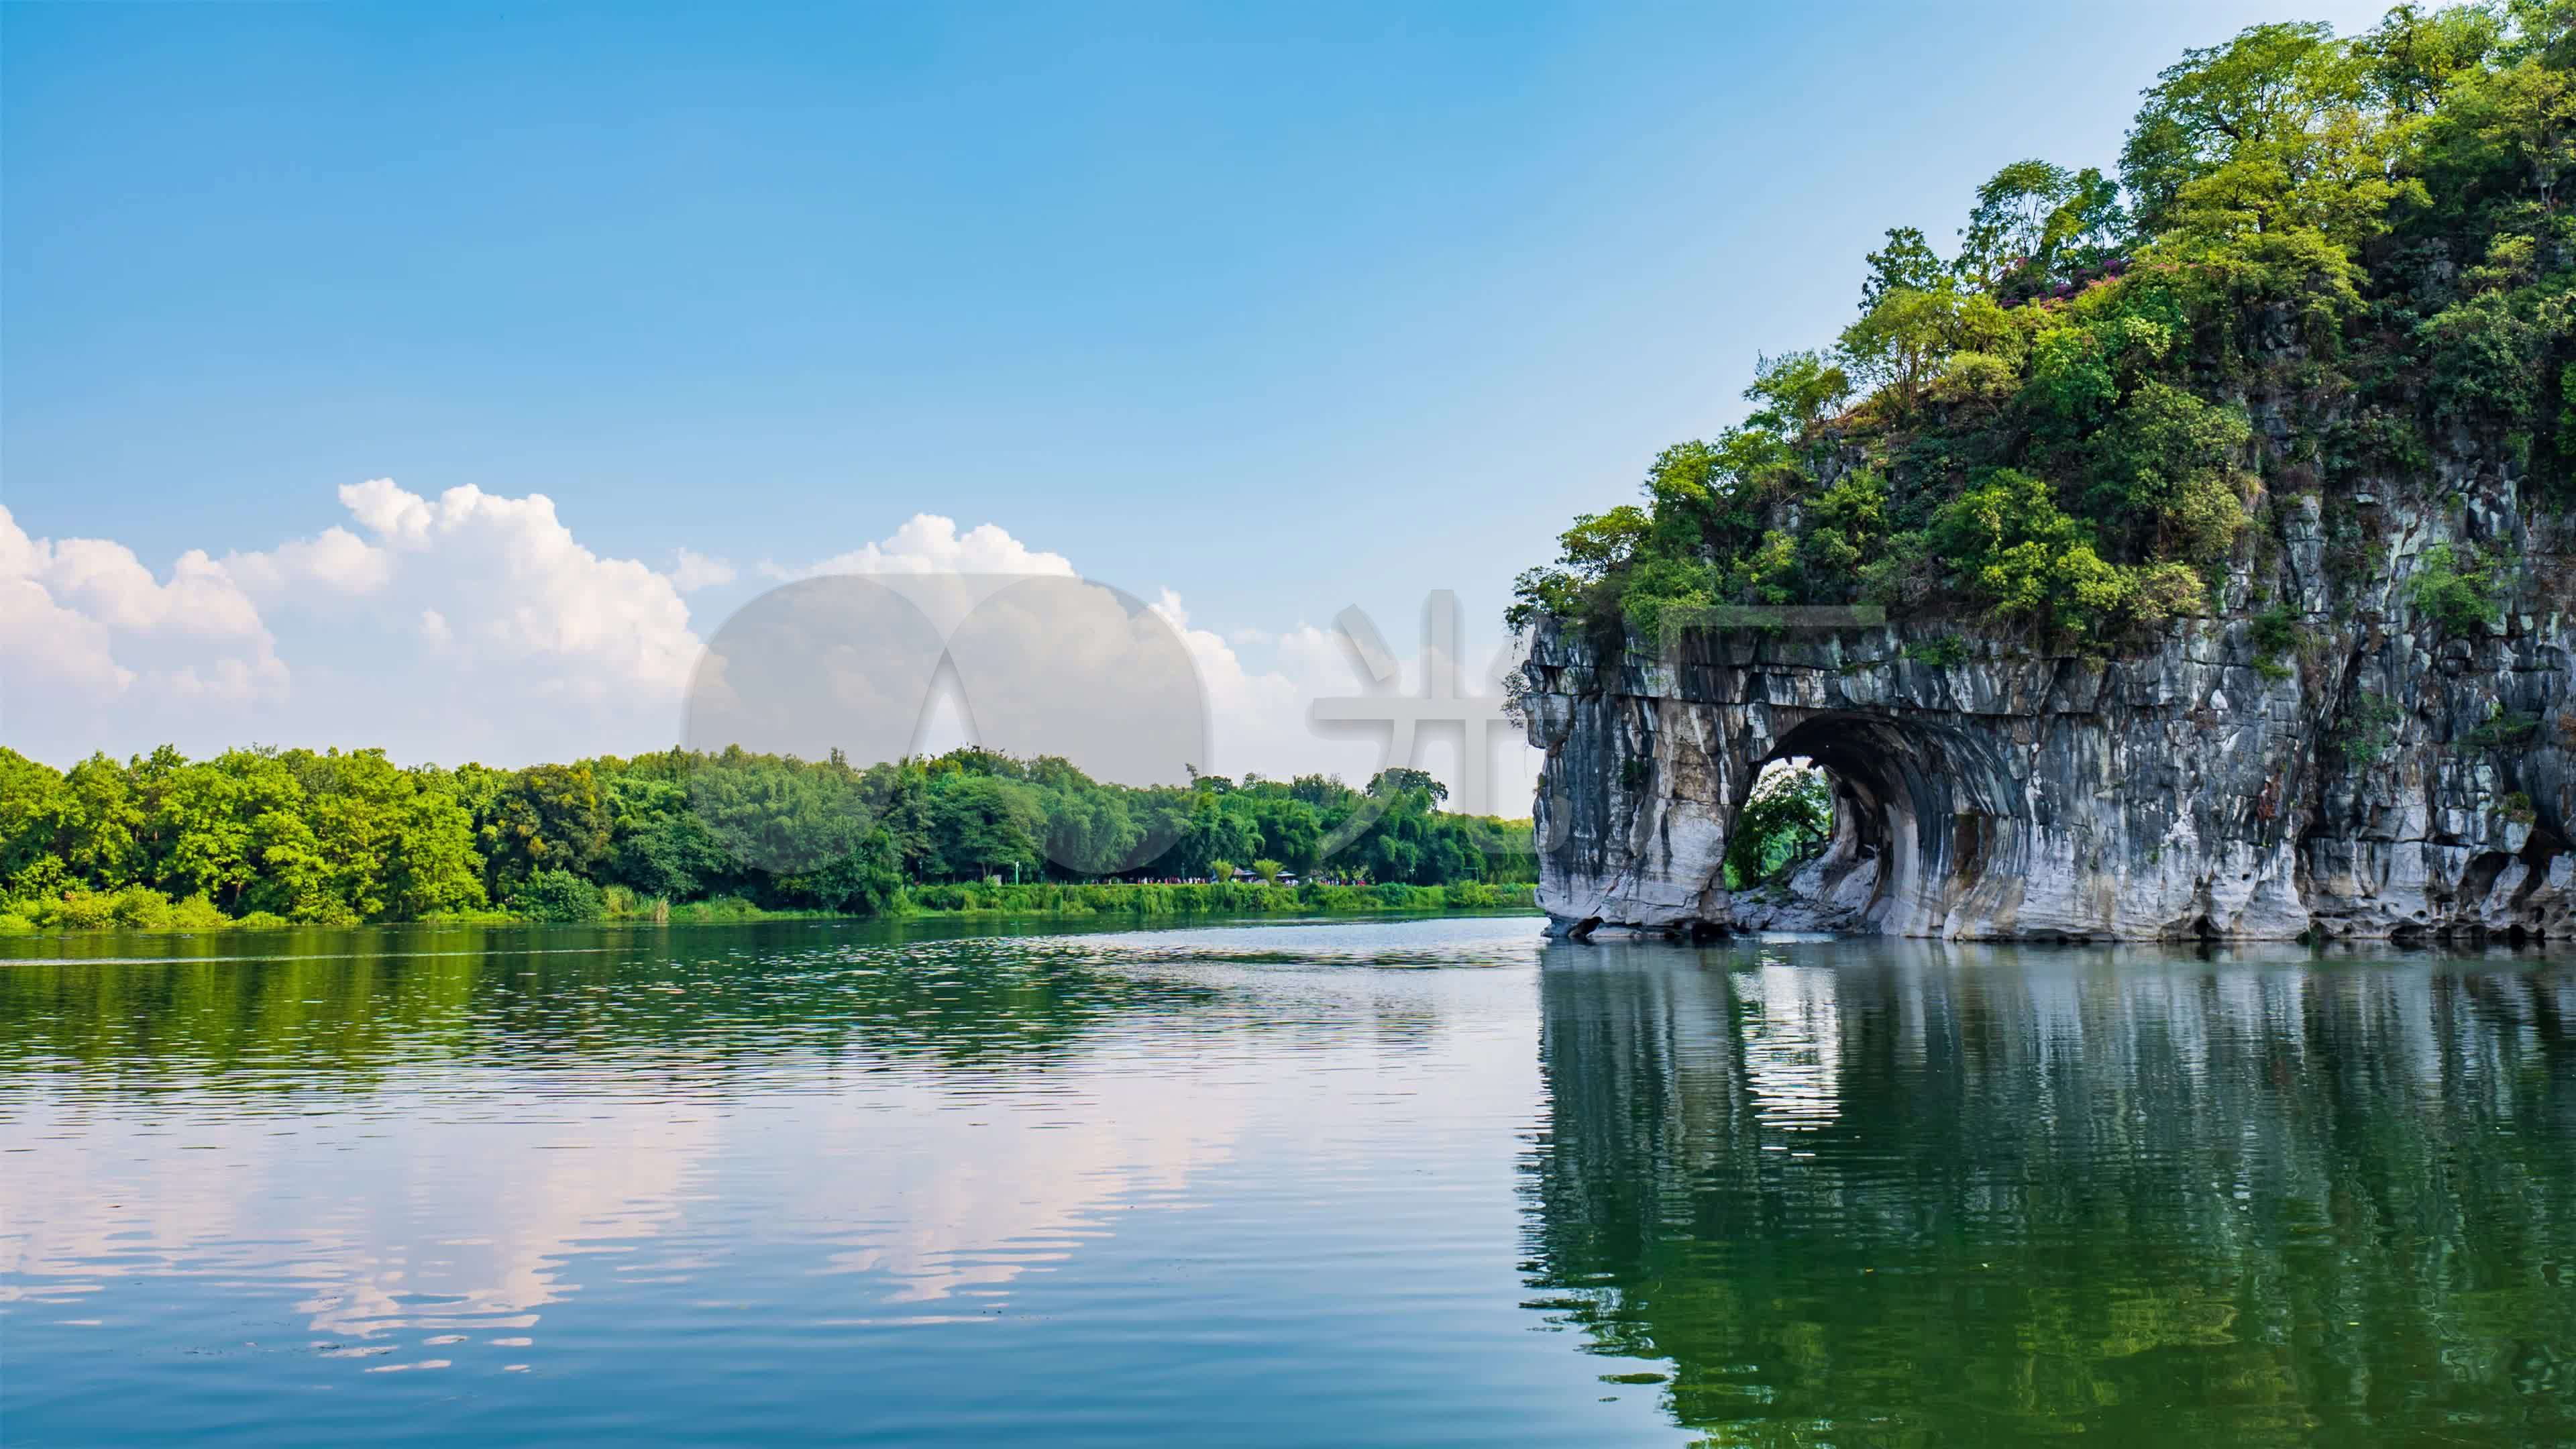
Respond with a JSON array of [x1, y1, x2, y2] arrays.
[[28, 888, 280, 933], [1620, 554, 1723, 639], [2419, 282, 2570, 435], [2249, 604, 2301, 656], [42, 892, 119, 931], [1931, 469, 2202, 645], [2025, 323, 2120, 426], [1740, 530, 1803, 606], [1928, 351, 2019, 409], [2337, 697, 2406, 765], [667, 893, 765, 922], [166, 896, 231, 930], [2249, 604, 2302, 680], [2080, 381, 2255, 566], [2461, 711, 2541, 750], [2121, 562, 2208, 629], [508, 869, 607, 922], [232, 911, 292, 930], [103, 885, 176, 928], [1855, 529, 1937, 610], [1933, 470, 2092, 616], [2, 856, 69, 912], [1902, 635, 1972, 667], [2408, 543, 2509, 634], [0, 913, 32, 934]]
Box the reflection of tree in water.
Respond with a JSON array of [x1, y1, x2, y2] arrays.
[[1523, 938, 2576, 1446], [0, 924, 1210, 1097], [0, 920, 1472, 1098]]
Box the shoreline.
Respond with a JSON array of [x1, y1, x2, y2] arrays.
[[0, 883, 1543, 943]]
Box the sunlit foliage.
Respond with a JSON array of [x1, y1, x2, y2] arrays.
[[0, 745, 1536, 930], [1513, 3, 2572, 651]]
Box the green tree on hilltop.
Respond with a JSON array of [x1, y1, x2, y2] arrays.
[[1511, 1, 2570, 651]]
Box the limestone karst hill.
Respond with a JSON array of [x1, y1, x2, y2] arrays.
[[1512, 8, 2575, 941]]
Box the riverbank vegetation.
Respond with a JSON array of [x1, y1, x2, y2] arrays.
[[0, 744, 1535, 932], [1509, 3, 2574, 652]]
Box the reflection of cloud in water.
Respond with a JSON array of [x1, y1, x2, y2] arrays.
[[292, 1107, 716, 1339], [0, 1093, 715, 1346], [0, 916, 1547, 1384], [0, 1017, 1272, 1341], [1739, 960, 1841, 1132], [1, 1059, 1250, 1338], [804, 1073, 1248, 1305]]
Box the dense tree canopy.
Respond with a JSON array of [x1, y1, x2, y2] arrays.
[[0, 743, 1533, 930], [1511, 2, 2576, 651]]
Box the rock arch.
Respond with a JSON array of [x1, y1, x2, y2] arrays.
[[1725, 711, 2026, 937], [1515, 613, 2573, 941]]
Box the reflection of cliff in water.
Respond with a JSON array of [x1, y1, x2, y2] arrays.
[[1523, 936, 2576, 1445]]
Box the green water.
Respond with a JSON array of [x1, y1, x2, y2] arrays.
[[1, 918, 2569, 1445]]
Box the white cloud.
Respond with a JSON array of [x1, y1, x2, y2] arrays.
[[340, 476, 437, 546], [771, 514, 1077, 580], [320, 480, 700, 696], [667, 549, 736, 592], [227, 526, 392, 596], [4, 483, 698, 761], [0, 504, 282, 706], [43, 538, 268, 641], [5, 497, 1535, 811], [1140, 590, 1406, 787], [0, 517, 137, 699]]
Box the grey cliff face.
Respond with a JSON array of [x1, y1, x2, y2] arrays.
[[1517, 500, 2574, 943]]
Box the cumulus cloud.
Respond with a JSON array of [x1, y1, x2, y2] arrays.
[[227, 526, 392, 596], [0, 504, 284, 705], [755, 513, 1088, 649], [667, 549, 737, 592], [769, 514, 1077, 581], [311, 479, 701, 696], [6, 494, 1534, 812], [3, 482, 697, 762], [587, 507, 1527, 800]]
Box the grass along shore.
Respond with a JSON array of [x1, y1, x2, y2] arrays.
[[0, 877, 1539, 935]]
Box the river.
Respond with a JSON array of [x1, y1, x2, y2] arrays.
[[1, 916, 2569, 1446]]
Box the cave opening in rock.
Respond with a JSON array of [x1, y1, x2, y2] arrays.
[[1723, 756, 1884, 933], [1724, 759, 1833, 888], [1718, 711, 2019, 937]]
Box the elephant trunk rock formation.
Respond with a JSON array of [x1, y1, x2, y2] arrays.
[[1517, 577, 2574, 943]]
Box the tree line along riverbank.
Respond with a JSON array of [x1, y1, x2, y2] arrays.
[[0, 743, 1538, 933]]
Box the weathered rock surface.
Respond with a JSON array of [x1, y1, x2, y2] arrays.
[[1519, 500, 2575, 943]]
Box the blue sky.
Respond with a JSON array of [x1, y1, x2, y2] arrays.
[[3, 1, 2390, 775]]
